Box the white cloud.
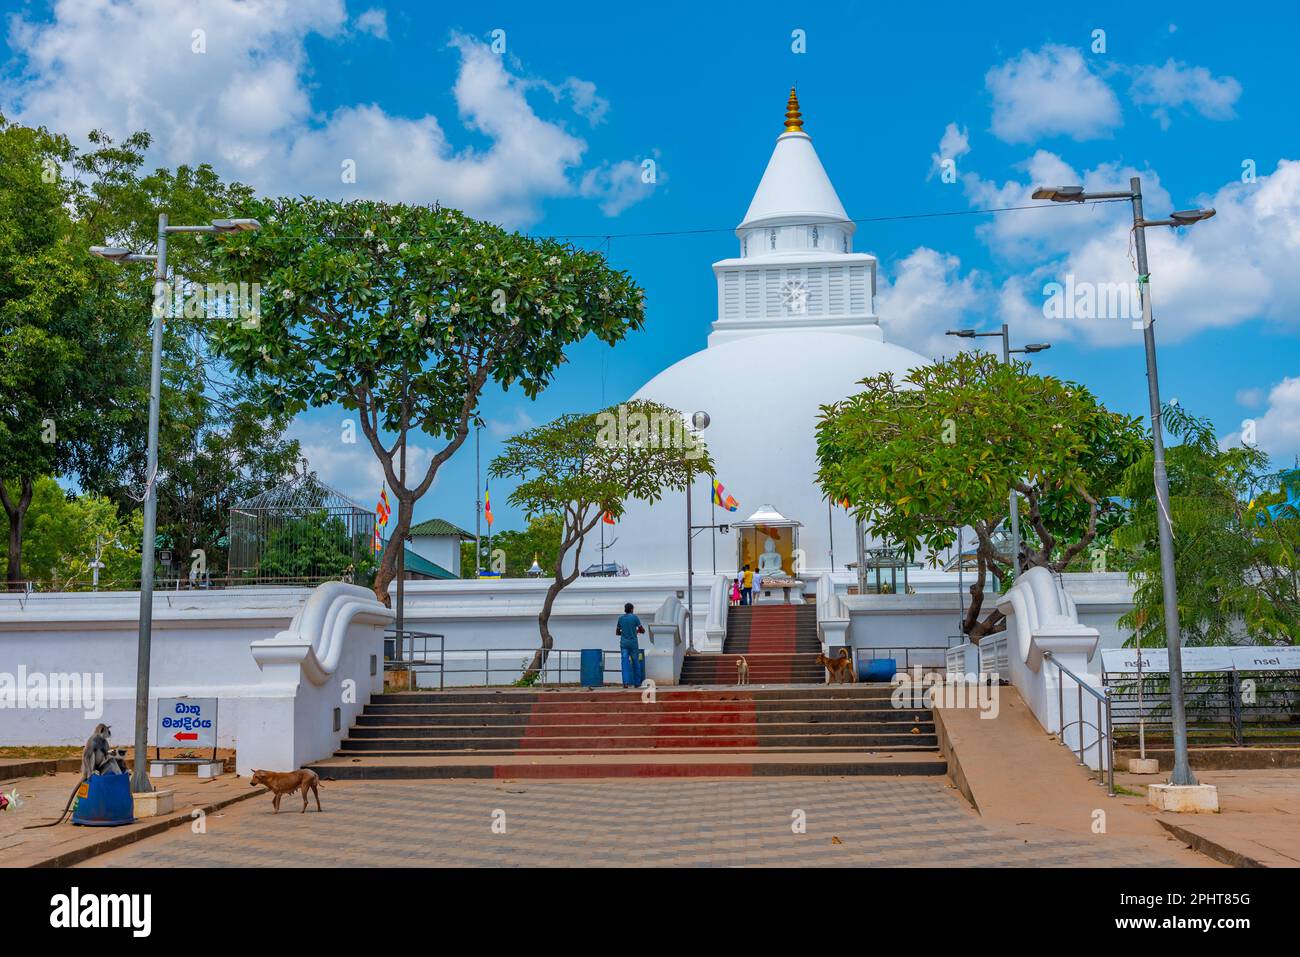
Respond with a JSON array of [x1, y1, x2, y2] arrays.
[[927, 122, 970, 180], [354, 7, 388, 40], [1236, 387, 1265, 408], [485, 407, 537, 438], [985, 45, 1122, 144], [288, 417, 434, 506], [1222, 377, 1300, 464], [985, 160, 1300, 348], [877, 247, 989, 358], [4, 2, 643, 226], [579, 157, 659, 216], [1129, 59, 1241, 129]]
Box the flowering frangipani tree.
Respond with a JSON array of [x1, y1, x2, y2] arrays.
[[817, 351, 1145, 642], [208, 197, 645, 602]]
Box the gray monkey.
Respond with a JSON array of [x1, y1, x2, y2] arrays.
[[26, 722, 122, 829]]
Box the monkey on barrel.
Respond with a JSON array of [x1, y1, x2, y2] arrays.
[[25, 723, 124, 829]]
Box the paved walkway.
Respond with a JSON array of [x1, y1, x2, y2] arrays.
[[1, 769, 263, 868], [83, 776, 1201, 867], [1116, 768, 1300, 868]]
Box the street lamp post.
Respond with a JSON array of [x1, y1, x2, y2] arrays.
[[90, 215, 260, 794], [945, 325, 1051, 581], [1032, 178, 1215, 789]]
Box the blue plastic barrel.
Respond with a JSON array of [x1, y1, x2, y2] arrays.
[[72, 771, 135, 826], [580, 648, 604, 687], [861, 657, 897, 683]]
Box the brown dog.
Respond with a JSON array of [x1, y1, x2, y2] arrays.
[[816, 649, 857, 685], [736, 655, 750, 685], [250, 768, 322, 813]]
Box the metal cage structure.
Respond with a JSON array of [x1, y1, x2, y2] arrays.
[[227, 475, 375, 583]]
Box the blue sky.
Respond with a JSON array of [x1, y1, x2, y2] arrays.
[[3, 0, 1297, 533]]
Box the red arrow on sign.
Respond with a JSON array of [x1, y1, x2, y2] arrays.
[[174, 732, 198, 741]]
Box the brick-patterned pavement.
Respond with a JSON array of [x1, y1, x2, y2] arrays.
[[82, 776, 1201, 867]]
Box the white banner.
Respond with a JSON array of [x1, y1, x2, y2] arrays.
[[1102, 645, 1300, 674]]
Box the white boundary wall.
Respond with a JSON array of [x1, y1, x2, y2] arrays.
[[0, 583, 390, 774]]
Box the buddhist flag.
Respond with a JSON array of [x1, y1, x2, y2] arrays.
[[711, 479, 739, 512], [376, 487, 391, 527], [484, 483, 494, 526], [372, 526, 383, 554]]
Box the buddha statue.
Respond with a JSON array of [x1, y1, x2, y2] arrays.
[[756, 538, 788, 579]]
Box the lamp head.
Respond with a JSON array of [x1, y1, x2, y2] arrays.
[[210, 218, 262, 232], [946, 329, 977, 338], [1023, 343, 1052, 353], [1031, 186, 1086, 203], [1168, 208, 1215, 227], [88, 245, 133, 262]]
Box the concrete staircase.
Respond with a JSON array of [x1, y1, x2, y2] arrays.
[[680, 603, 824, 685], [308, 685, 945, 780]]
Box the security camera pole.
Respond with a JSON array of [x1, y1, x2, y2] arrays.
[[1032, 178, 1215, 789], [91, 215, 260, 793]]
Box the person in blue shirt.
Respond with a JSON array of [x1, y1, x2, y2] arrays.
[[615, 602, 645, 688]]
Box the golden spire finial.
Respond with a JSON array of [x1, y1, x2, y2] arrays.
[[784, 86, 805, 134]]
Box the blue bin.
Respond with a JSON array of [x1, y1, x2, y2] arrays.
[[580, 648, 604, 688], [861, 657, 897, 683], [71, 771, 135, 827]]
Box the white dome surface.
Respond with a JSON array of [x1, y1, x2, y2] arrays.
[[611, 330, 929, 576]]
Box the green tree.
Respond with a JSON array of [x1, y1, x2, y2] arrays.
[[0, 115, 279, 589], [1114, 404, 1299, 646], [0, 476, 141, 590], [463, 511, 564, 578], [817, 351, 1145, 641], [490, 400, 712, 676], [207, 197, 645, 604]]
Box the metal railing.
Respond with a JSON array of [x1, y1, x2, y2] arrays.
[[1044, 650, 1115, 796], [1103, 669, 1300, 747], [383, 632, 623, 689]]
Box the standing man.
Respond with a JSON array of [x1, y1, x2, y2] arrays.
[[616, 602, 646, 688], [741, 564, 754, 606]]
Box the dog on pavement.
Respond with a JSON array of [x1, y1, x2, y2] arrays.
[[250, 768, 322, 813]]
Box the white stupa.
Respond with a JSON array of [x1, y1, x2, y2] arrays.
[[613, 90, 930, 578]]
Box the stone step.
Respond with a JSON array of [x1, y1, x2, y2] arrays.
[[346, 719, 936, 737], [338, 732, 939, 751], [355, 708, 926, 726], [307, 750, 947, 780]]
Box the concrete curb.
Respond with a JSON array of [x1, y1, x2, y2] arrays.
[[28, 786, 268, 869], [1155, 819, 1266, 869]]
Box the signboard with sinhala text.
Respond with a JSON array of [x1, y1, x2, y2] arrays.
[[156, 697, 218, 751]]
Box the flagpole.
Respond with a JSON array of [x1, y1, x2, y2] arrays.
[[711, 478, 717, 576], [475, 425, 482, 577]]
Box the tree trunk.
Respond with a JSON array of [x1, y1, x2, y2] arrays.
[[372, 495, 413, 606], [1, 478, 33, 592], [525, 578, 565, 678]]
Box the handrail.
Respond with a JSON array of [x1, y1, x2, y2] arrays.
[[1043, 650, 1114, 796]]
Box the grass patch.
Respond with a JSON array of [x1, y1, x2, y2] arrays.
[[0, 746, 82, 760]]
